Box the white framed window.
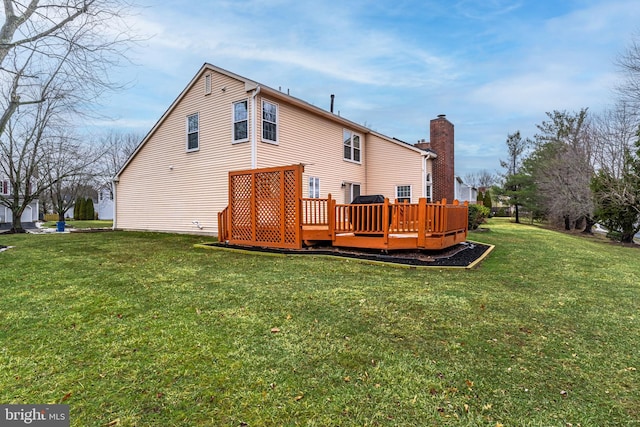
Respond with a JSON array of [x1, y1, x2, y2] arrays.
[[204, 73, 212, 95], [425, 173, 432, 202], [396, 185, 411, 203], [1, 180, 9, 195], [343, 129, 361, 163], [308, 177, 320, 198], [262, 100, 278, 143], [233, 100, 248, 142], [187, 113, 199, 152]]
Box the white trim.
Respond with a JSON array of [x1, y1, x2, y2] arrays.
[[232, 99, 249, 144], [395, 184, 412, 203], [186, 113, 199, 152], [261, 99, 279, 144], [308, 176, 320, 198], [342, 129, 362, 164]]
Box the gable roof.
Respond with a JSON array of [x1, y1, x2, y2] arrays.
[[115, 63, 429, 180]]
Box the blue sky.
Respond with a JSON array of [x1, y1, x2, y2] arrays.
[[95, 0, 640, 179]]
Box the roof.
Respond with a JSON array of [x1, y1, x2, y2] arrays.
[[115, 63, 430, 180]]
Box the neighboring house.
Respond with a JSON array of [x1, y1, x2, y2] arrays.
[[0, 178, 39, 224], [114, 63, 457, 235], [454, 176, 478, 204], [97, 185, 114, 220]]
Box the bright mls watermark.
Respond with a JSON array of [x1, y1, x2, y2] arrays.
[[0, 405, 69, 426]]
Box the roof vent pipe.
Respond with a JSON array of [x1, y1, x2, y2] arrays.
[[330, 94, 335, 113], [437, 114, 446, 119]]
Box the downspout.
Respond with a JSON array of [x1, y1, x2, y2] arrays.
[[251, 85, 262, 169], [112, 178, 118, 230], [422, 153, 430, 198]]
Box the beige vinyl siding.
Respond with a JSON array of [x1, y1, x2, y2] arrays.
[[116, 70, 253, 235], [116, 64, 431, 236], [365, 134, 424, 203], [255, 95, 366, 203]]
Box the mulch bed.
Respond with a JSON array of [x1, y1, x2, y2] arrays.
[[204, 241, 493, 268]]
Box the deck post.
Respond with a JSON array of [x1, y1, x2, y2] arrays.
[[328, 194, 335, 241], [280, 169, 287, 246], [250, 172, 257, 242], [441, 198, 448, 234], [383, 198, 390, 245], [418, 198, 426, 247]]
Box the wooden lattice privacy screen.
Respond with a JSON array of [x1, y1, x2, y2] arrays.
[[227, 164, 303, 249]]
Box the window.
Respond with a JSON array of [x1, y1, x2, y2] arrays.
[[262, 100, 278, 143], [343, 130, 361, 163], [309, 177, 320, 198], [1, 180, 8, 195], [233, 100, 248, 142], [187, 113, 199, 151], [426, 173, 432, 202], [204, 73, 212, 95], [396, 185, 411, 203]]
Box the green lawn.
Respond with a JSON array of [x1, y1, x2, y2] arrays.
[[0, 218, 638, 426]]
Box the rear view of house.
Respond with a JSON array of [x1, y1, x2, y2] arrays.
[[114, 63, 456, 235]]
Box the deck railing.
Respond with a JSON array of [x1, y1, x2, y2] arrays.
[[218, 206, 229, 242], [221, 190, 468, 250], [301, 197, 468, 238], [301, 196, 330, 226]]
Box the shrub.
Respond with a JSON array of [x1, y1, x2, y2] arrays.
[[468, 204, 491, 230]]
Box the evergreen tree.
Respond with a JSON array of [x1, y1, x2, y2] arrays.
[[500, 131, 530, 223], [483, 190, 493, 210], [86, 198, 95, 220], [74, 197, 84, 220]]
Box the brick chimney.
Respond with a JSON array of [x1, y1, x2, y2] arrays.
[[429, 114, 454, 203]]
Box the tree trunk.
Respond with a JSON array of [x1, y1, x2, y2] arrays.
[[515, 204, 520, 224], [564, 215, 571, 230], [10, 213, 25, 233], [620, 232, 635, 243], [582, 216, 596, 234]]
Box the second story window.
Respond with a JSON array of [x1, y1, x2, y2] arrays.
[[233, 100, 248, 142], [187, 113, 199, 151], [343, 130, 361, 163], [262, 100, 278, 143], [1, 180, 9, 195]]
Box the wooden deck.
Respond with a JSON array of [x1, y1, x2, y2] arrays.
[[218, 165, 468, 251]]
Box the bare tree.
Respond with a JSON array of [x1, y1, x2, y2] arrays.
[[528, 109, 596, 231], [590, 103, 640, 242], [616, 32, 640, 110], [0, 87, 63, 231], [464, 169, 497, 189], [0, 0, 136, 232], [42, 133, 104, 222], [592, 102, 639, 178], [98, 130, 141, 185]]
